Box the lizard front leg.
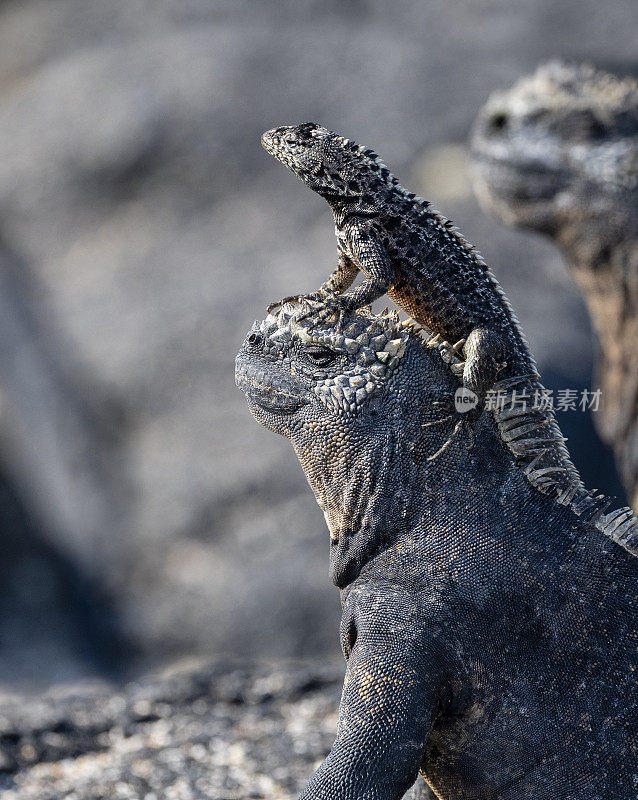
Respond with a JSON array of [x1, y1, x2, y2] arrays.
[[299, 224, 395, 327], [340, 223, 396, 308], [299, 582, 442, 800], [319, 254, 359, 296], [267, 255, 358, 313]]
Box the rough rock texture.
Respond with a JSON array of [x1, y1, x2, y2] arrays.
[[0, 660, 343, 800], [0, 1, 635, 683]]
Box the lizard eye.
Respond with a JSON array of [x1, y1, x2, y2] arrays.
[[303, 345, 336, 366]]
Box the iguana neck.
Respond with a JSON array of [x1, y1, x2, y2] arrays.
[[557, 211, 637, 281], [558, 220, 638, 436], [293, 412, 511, 588], [558, 223, 636, 343]]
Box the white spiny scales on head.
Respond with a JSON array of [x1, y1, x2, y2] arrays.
[[258, 301, 415, 416]]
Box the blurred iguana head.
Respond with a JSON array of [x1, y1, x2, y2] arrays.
[[261, 123, 398, 205], [471, 61, 638, 236]]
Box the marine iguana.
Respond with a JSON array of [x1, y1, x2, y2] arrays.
[[470, 61, 638, 509], [235, 302, 637, 800], [261, 123, 637, 550]]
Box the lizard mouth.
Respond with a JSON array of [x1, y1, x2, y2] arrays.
[[261, 129, 277, 155]]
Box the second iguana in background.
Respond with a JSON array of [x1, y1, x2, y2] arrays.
[[470, 61, 638, 510], [261, 123, 638, 552]]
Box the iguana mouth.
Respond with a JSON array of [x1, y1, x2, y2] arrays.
[[249, 392, 307, 415], [235, 360, 309, 414], [473, 153, 561, 200], [471, 154, 564, 202]]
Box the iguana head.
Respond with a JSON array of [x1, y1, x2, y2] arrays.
[[236, 303, 467, 585], [236, 302, 416, 439], [261, 123, 398, 204], [470, 61, 638, 235]]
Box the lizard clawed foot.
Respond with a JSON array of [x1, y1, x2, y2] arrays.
[[267, 291, 327, 314], [266, 294, 302, 313], [296, 295, 353, 331]]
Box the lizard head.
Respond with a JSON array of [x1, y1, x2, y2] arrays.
[[261, 123, 397, 204], [470, 61, 638, 236]]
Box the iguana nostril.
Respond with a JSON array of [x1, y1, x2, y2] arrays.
[[247, 332, 263, 347]]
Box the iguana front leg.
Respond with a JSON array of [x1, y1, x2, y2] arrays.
[[299, 582, 442, 800]]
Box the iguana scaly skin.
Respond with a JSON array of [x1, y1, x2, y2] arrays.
[[261, 123, 637, 550], [235, 302, 637, 800], [470, 61, 638, 510]]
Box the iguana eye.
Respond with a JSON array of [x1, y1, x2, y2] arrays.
[[304, 345, 336, 366], [489, 112, 509, 132]]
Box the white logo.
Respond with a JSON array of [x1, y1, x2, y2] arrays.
[[454, 387, 478, 413]]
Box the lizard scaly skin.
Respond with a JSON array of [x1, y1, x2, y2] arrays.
[[261, 124, 635, 544]]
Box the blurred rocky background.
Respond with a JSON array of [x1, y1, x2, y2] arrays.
[[0, 659, 345, 798], [0, 1, 636, 796], [0, 0, 635, 702]]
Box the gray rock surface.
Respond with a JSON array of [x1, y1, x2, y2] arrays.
[[0, 0, 634, 685], [0, 660, 343, 800]]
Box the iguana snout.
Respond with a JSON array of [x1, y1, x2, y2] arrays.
[[235, 356, 310, 415], [236, 325, 312, 422]]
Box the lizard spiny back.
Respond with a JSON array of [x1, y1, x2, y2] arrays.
[[262, 123, 637, 552]]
